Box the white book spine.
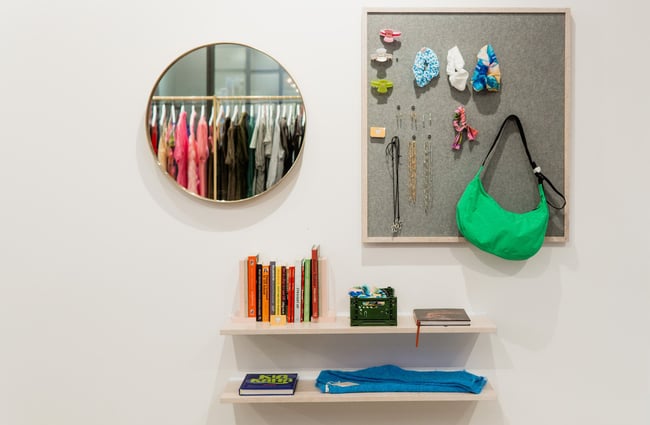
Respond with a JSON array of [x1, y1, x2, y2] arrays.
[[294, 260, 302, 322]]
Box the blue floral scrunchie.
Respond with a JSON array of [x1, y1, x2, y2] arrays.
[[413, 47, 439, 88]]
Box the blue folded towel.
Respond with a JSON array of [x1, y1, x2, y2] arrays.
[[315, 364, 486, 394]]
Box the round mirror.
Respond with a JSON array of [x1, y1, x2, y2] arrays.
[[146, 43, 306, 202]]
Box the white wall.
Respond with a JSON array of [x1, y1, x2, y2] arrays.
[[1, 1, 648, 424]]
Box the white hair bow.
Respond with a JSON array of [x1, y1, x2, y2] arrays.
[[446, 46, 469, 91]]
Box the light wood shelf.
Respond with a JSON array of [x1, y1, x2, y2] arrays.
[[220, 379, 496, 403], [220, 314, 497, 404], [220, 314, 496, 336]]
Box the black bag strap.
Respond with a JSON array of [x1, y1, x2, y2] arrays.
[[482, 115, 566, 210]]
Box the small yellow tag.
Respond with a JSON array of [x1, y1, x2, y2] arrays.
[[270, 315, 287, 326], [370, 127, 386, 138]]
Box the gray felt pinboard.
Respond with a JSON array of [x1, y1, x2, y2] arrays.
[[362, 9, 570, 242]]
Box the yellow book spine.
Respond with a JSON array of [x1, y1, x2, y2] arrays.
[[275, 265, 282, 316], [262, 265, 270, 322]]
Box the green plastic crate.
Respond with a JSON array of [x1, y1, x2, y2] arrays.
[[349, 289, 397, 326]]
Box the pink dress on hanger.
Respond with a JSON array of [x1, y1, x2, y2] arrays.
[[197, 115, 209, 197], [187, 110, 199, 195], [174, 111, 189, 188]]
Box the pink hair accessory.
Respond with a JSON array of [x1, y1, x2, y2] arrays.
[[452, 106, 478, 151], [380, 28, 401, 43]]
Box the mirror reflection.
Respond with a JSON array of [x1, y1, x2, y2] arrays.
[[147, 43, 306, 202]]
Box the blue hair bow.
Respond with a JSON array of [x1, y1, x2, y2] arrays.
[[471, 44, 501, 92]]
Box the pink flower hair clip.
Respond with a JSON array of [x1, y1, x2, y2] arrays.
[[380, 28, 401, 43], [452, 106, 478, 150]]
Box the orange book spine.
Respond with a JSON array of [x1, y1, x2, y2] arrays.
[[247, 255, 258, 318]]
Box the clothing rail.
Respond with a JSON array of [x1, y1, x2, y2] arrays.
[[150, 95, 303, 139], [150, 95, 303, 124], [213, 95, 302, 102], [151, 95, 302, 104]]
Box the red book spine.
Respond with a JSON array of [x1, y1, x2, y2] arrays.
[[287, 266, 295, 323]]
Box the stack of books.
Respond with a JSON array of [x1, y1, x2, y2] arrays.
[[413, 308, 471, 347], [246, 245, 321, 325]]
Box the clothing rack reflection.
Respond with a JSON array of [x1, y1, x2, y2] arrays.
[[149, 95, 304, 202]]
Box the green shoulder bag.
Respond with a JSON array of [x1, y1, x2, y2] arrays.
[[456, 115, 565, 260]]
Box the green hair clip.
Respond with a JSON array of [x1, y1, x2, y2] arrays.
[[370, 79, 393, 94]]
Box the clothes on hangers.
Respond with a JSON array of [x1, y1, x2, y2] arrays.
[[148, 99, 304, 201], [246, 111, 257, 198], [225, 111, 249, 200], [291, 109, 304, 164], [217, 115, 231, 200], [174, 110, 189, 189], [197, 114, 209, 198], [187, 107, 199, 195], [266, 112, 282, 190], [206, 118, 215, 199], [157, 119, 168, 173], [278, 116, 290, 179], [150, 118, 158, 155], [166, 118, 176, 178], [254, 106, 269, 195]]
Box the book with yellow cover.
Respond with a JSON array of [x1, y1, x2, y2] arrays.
[[275, 264, 282, 316]]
